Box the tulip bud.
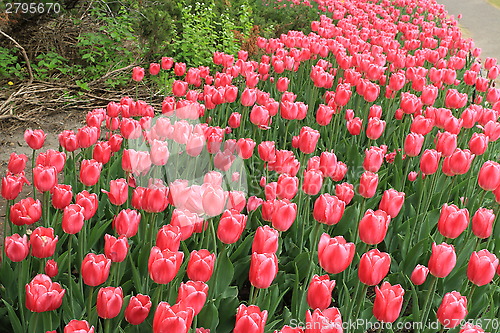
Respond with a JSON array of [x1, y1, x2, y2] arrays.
[[428, 242, 456, 278], [148, 247, 184, 284], [358, 209, 391, 245], [313, 194, 345, 225], [478, 161, 500, 191], [64, 320, 95, 333], [318, 234, 355, 274], [373, 282, 405, 323], [472, 208, 495, 238], [176, 281, 209, 315], [97, 287, 123, 319], [234, 305, 267, 333], [104, 234, 129, 262], [81, 253, 111, 286], [24, 129, 46, 150], [359, 171, 378, 198], [411, 264, 429, 285], [467, 250, 499, 286], [4, 234, 30, 262], [249, 252, 278, 289], [306, 274, 336, 310], [153, 302, 194, 333], [125, 294, 152, 325], [437, 291, 467, 328], [187, 249, 216, 282], [358, 249, 391, 285]]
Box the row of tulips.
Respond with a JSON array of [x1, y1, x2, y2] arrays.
[[2, 0, 500, 332]]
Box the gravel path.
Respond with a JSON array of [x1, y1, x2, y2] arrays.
[[437, 0, 500, 62]]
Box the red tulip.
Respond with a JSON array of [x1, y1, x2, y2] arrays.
[[478, 161, 500, 191], [459, 323, 486, 333], [79, 159, 102, 187], [305, 307, 343, 333], [363, 146, 384, 172], [8, 152, 28, 174], [366, 117, 385, 140], [428, 242, 456, 278], [437, 291, 467, 328], [76, 126, 99, 148], [153, 302, 194, 333], [318, 234, 355, 274], [30, 227, 58, 258], [449, 149, 474, 175], [358, 249, 391, 286], [148, 247, 183, 284], [102, 178, 128, 206], [33, 165, 57, 193], [359, 171, 378, 198], [59, 130, 79, 152], [51, 184, 72, 209], [81, 253, 111, 286], [125, 294, 151, 325], [467, 249, 499, 286], [271, 199, 297, 232], [275, 326, 304, 333], [62, 204, 85, 234], [335, 182, 354, 204], [228, 112, 241, 128], [302, 169, 323, 195], [437, 204, 469, 239], [113, 209, 141, 237], [45, 259, 58, 277], [64, 320, 95, 333], [25, 274, 65, 312], [176, 280, 208, 315], [373, 282, 405, 323], [97, 286, 123, 319], [132, 66, 144, 82], [404, 132, 424, 157], [1, 174, 27, 200], [435, 131, 458, 157], [410, 264, 429, 285], [249, 252, 278, 289], [24, 129, 46, 150], [252, 225, 279, 254], [237, 138, 256, 159], [234, 305, 267, 333], [4, 234, 29, 262], [472, 208, 495, 239], [313, 194, 345, 225], [155, 224, 181, 252], [217, 209, 247, 244], [10, 197, 42, 226], [358, 209, 391, 245], [306, 274, 336, 310], [420, 149, 441, 175], [36, 149, 66, 173], [468, 133, 488, 155], [378, 189, 405, 218], [76, 190, 98, 220], [104, 234, 129, 262], [298, 126, 320, 154], [187, 249, 216, 282]]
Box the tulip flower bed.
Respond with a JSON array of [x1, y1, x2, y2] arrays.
[[2, 0, 500, 332]]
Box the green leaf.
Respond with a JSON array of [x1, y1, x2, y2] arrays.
[[198, 300, 219, 330], [2, 300, 23, 333], [214, 250, 234, 296]]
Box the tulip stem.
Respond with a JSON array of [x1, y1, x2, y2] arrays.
[[105, 318, 111, 333], [421, 275, 438, 325], [87, 286, 94, 318], [467, 284, 477, 304], [30, 312, 39, 333], [31, 149, 36, 200], [354, 284, 368, 320]]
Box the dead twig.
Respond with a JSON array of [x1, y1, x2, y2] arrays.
[[0, 28, 34, 84]]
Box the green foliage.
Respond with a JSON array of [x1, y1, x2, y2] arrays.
[[74, 2, 139, 87], [32, 51, 70, 80], [0, 47, 24, 80]]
